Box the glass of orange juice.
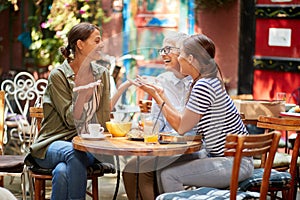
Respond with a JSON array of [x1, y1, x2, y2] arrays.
[[142, 114, 159, 144]]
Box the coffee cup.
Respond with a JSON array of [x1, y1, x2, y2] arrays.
[[88, 124, 104, 137]]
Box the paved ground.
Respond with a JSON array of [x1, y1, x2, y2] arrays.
[[3, 173, 128, 200], [4, 174, 300, 200]]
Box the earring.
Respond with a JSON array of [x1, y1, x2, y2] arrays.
[[188, 55, 193, 63]]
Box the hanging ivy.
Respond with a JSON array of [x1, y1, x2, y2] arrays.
[[194, 0, 237, 11]]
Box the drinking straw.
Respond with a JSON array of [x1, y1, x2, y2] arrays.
[[152, 102, 166, 133]]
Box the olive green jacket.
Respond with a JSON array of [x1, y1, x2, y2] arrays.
[[30, 60, 110, 159]]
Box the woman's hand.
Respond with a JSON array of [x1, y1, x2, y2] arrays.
[[128, 75, 163, 98], [73, 80, 101, 92], [139, 83, 161, 98]]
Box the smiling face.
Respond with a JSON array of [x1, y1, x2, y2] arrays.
[[159, 41, 181, 73], [177, 50, 192, 77], [178, 34, 219, 80], [79, 29, 103, 60]]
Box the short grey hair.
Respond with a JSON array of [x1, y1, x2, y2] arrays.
[[163, 32, 189, 48]]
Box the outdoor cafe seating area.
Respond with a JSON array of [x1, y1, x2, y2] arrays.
[[1, 71, 300, 200]]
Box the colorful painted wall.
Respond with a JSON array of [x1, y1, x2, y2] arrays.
[[195, 1, 240, 94], [252, 0, 300, 103]]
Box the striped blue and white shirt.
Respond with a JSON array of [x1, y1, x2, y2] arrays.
[[186, 77, 248, 157]]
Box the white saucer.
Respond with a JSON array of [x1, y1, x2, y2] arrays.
[[280, 112, 300, 118], [80, 133, 106, 140]]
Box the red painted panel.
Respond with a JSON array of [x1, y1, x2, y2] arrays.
[[253, 70, 300, 103], [255, 19, 300, 58], [257, 0, 300, 4]]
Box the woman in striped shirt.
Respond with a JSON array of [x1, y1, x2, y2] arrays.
[[137, 34, 253, 193]]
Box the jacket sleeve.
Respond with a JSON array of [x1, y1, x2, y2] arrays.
[[47, 69, 75, 128]]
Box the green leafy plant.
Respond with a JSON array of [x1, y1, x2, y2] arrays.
[[0, 0, 18, 12], [194, 0, 236, 10], [26, 0, 111, 68]]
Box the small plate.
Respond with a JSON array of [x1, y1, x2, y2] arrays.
[[280, 112, 300, 118], [80, 134, 106, 140], [285, 103, 296, 112]]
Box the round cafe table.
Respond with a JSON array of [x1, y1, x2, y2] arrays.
[[72, 134, 202, 200]]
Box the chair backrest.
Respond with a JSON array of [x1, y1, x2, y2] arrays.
[[0, 72, 47, 152], [224, 132, 281, 200], [0, 90, 5, 155], [29, 106, 44, 145], [257, 115, 300, 199], [138, 99, 152, 113], [289, 87, 300, 105], [230, 94, 253, 100]]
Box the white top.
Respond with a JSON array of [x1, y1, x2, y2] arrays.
[[0, 187, 17, 200], [186, 77, 248, 157], [151, 71, 194, 135]]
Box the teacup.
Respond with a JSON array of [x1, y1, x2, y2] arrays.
[[88, 124, 104, 137]]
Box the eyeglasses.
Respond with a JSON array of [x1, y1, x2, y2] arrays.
[[158, 46, 180, 55]]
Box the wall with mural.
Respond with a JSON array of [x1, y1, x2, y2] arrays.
[[120, 0, 191, 104]]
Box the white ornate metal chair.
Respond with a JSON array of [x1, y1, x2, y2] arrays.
[[0, 71, 47, 155], [0, 90, 28, 200]]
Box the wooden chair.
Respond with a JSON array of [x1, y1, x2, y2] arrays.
[[0, 90, 28, 200], [26, 106, 115, 200], [230, 94, 253, 100], [239, 115, 300, 200], [289, 87, 300, 105], [138, 99, 152, 113], [240, 113, 291, 173], [156, 131, 281, 200]]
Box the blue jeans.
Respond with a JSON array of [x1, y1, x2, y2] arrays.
[[34, 141, 95, 200]]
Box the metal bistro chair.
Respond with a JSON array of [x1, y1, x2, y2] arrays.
[[0, 71, 48, 155], [156, 131, 281, 200], [0, 90, 28, 200], [26, 106, 116, 200]]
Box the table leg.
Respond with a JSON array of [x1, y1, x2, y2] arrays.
[[289, 132, 300, 200], [113, 155, 120, 200], [285, 131, 288, 153], [135, 156, 140, 200], [153, 157, 159, 196]]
